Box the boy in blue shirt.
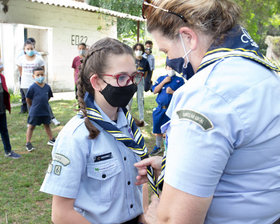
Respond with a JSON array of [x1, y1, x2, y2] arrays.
[[150, 65, 184, 155], [25, 67, 55, 152]]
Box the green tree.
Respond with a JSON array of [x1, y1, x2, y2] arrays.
[[89, 0, 280, 53], [235, 0, 280, 53], [89, 0, 145, 44]]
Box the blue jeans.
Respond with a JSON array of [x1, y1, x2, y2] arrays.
[[20, 88, 28, 113], [0, 112, 12, 154]]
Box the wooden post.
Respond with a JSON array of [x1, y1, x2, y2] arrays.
[[137, 21, 140, 43]]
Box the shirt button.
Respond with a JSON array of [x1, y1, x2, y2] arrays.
[[102, 174, 106, 178], [124, 157, 127, 161], [128, 181, 131, 185], [130, 204, 133, 208]]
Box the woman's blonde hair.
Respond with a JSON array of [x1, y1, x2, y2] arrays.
[[146, 0, 241, 40]]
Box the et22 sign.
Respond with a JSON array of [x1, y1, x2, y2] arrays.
[[71, 35, 88, 45]]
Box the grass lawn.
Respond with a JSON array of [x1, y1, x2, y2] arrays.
[[0, 94, 158, 223]]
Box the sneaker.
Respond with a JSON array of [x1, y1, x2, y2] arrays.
[[52, 118, 60, 126], [5, 151, 21, 159], [150, 146, 162, 156], [26, 142, 35, 152], [47, 138, 55, 146]]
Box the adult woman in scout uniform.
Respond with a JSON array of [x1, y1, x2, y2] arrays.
[[135, 0, 280, 223], [41, 38, 148, 224]]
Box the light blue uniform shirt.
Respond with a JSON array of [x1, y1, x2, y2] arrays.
[[40, 103, 143, 224], [164, 57, 280, 224], [143, 53, 155, 71]]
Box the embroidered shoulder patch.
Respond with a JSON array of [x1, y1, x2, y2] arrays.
[[177, 109, 214, 131], [47, 164, 53, 174], [54, 165, 62, 176], [53, 153, 70, 166]]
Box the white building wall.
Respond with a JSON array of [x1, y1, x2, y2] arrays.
[[0, 0, 117, 91], [0, 23, 24, 91]]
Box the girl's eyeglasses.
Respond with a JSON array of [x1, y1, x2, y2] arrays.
[[102, 72, 144, 87], [142, 0, 187, 23]]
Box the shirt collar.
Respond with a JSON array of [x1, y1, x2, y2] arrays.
[[93, 102, 128, 129]]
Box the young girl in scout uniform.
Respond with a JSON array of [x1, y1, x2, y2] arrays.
[[40, 38, 148, 224]]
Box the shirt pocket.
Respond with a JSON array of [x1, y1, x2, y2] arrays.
[[86, 159, 122, 202]]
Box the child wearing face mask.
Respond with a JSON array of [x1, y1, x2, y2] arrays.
[[17, 38, 41, 114], [150, 64, 184, 156], [72, 42, 87, 99], [17, 40, 45, 112], [17, 38, 61, 126], [128, 43, 150, 122], [143, 40, 155, 92], [25, 67, 55, 152], [40, 38, 149, 224]]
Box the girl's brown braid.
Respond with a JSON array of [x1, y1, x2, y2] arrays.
[[76, 49, 102, 139]]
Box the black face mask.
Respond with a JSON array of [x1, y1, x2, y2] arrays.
[[100, 83, 137, 108], [166, 56, 195, 80]]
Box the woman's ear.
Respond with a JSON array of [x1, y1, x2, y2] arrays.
[[179, 27, 198, 50], [90, 74, 103, 91]]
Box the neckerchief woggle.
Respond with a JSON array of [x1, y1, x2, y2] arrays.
[[157, 25, 280, 196], [80, 93, 162, 196]]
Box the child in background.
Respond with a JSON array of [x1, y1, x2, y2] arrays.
[[17, 39, 60, 125], [143, 40, 155, 92], [150, 65, 184, 155], [128, 43, 150, 122], [18, 37, 41, 114], [72, 43, 86, 98], [25, 67, 55, 152], [0, 60, 21, 159], [17, 39, 45, 111]]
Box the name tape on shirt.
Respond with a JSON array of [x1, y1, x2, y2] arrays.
[[177, 109, 214, 131], [53, 153, 70, 166], [94, 152, 112, 162]]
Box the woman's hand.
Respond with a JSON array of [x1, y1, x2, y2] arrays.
[[134, 156, 163, 185], [144, 194, 160, 224]]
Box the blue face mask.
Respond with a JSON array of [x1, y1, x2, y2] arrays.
[[79, 50, 86, 56], [26, 50, 35, 57], [35, 76, 45, 84], [166, 57, 184, 74]]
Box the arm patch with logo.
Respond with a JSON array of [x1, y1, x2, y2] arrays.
[[177, 109, 214, 131], [53, 153, 70, 166]]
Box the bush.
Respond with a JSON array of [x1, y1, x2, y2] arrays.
[[9, 89, 21, 104]]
